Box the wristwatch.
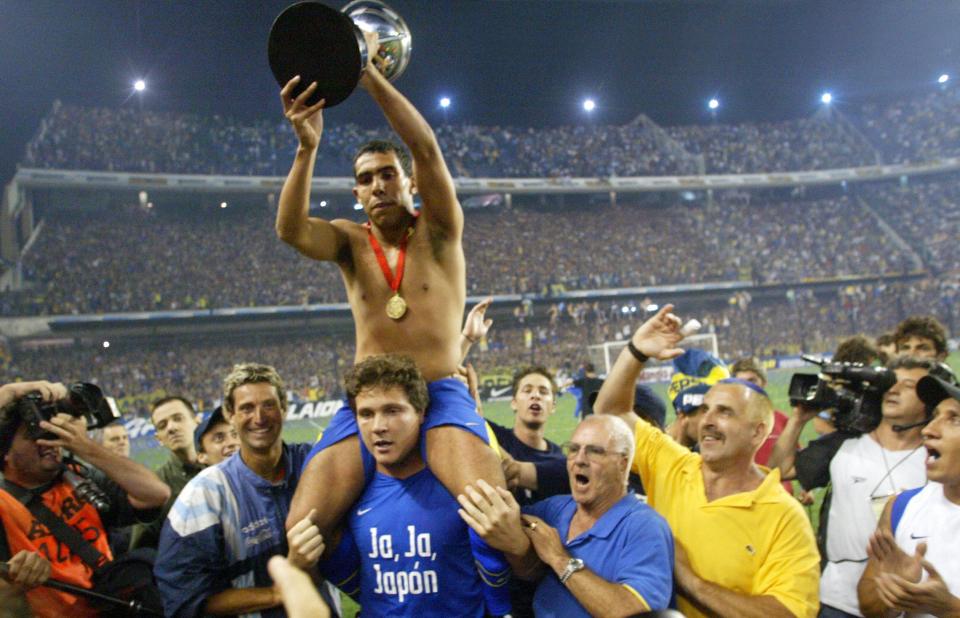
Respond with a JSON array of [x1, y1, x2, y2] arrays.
[[559, 558, 585, 584]]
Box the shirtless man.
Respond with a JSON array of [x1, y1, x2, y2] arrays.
[[276, 35, 504, 546]]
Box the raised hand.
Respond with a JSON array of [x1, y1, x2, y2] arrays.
[[286, 509, 325, 570], [519, 515, 568, 572], [874, 555, 960, 615], [630, 304, 686, 361], [463, 298, 494, 343], [457, 479, 528, 554], [867, 529, 923, 583], [280, 76, 325, 151]]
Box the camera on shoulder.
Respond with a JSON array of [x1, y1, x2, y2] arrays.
[[788, 356, 895, 434]]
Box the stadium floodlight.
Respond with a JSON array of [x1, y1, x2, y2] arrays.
[[220, 201, 228, 209], [102, 341, 110, 349], [582, 98, 596, 112], [134, 79, 146, 92], [354, 202, 363, 210], [938, 74, 950, 84], [708, 98, 719, 110], [439, 96, 451, 109], [820, 92, 833, 105], [319, 200, 328, 207]]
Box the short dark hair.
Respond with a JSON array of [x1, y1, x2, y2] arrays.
[[834, 335, 880, 365], [353, 140, 413, 178], [346, 355, 429, 414], [511, 366, 557, 398], [730, 357, 767, 386], [886, 356, 934, 372], [150, 396, 196, 422], [894, 315, 948, 356]]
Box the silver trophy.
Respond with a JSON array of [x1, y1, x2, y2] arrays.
[[268, 0, 413, 108]]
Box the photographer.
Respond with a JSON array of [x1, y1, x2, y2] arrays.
[[0, 380, 170, 616], [769, 358, 934, 617]]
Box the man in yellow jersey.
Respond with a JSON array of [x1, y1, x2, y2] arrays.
[[594, 304, 820, 618]]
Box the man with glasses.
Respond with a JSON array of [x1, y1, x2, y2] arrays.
[[458, 414, 675, 617]]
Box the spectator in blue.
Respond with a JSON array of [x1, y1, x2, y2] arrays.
[[458, 414, 674, 617]]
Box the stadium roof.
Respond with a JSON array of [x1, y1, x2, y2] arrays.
[[2, 0, 958, 181]]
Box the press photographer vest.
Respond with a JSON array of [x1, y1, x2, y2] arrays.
[[0, 470, 112, 617]]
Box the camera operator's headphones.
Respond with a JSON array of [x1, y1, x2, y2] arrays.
[[892, 361, 958, 433]]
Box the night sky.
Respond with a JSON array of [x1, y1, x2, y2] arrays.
[[1, 0, 957, 181]]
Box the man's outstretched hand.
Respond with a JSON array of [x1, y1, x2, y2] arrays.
[[630, 304, 686, 361]]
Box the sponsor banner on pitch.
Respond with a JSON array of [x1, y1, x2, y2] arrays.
[[123, 399, 344, 440]]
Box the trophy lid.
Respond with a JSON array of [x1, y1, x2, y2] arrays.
[[268, 1, 366, 108]]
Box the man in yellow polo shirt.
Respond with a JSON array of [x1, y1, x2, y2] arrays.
[[595, 304, 820, 618]]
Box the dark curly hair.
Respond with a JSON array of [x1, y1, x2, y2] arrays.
[[345, 355, 429, 414], [894, 315, 947, 357]]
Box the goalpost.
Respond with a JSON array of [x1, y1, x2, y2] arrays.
[[587, 332, 720, 382]]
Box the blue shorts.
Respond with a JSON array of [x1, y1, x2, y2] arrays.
[[303, 378, 490, 479]]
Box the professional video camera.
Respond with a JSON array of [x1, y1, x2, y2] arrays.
[[15, 383, 121, 440], [788, 355, 896, 434]]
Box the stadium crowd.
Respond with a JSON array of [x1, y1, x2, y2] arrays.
[[860, 87, 960, 164], [2, 192, 919, 316], [3, 277, 956, 418], [22, 86, 959, 179]]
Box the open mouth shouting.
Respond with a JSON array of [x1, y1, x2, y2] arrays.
[[573, 469, 591, 492], [926, 445, 941, 467]]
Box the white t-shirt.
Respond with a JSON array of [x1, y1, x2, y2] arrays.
[[892, 482, 960, 618], [820, 433, 927, 615]]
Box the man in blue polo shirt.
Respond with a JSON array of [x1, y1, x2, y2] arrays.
[[458, 414, 674, 617]]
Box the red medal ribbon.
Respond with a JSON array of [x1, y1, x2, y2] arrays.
[[365, 219, 416, 294]]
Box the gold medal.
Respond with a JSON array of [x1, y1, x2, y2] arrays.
[[386, 294, 407, 320]]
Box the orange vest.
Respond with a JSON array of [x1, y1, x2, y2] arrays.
[[0, 476, 112, 617]]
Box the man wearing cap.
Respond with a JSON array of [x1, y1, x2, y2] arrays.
[[858, 374, 960, 617], [769, 356, 934, 618], [595, 305, 820, 618], [195, 406, 240, 467], [130, 396, 204, 551]]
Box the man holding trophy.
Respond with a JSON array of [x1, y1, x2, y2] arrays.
[[271, 2, 510, 614]]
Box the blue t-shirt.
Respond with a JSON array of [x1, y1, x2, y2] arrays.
[[349, 468, 485, 617], [488, 421, 569, 507], [523, 494, 674, 617]]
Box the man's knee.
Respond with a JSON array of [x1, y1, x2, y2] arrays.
[[287, 437, 364, 532], [426, 426, 506, 493]]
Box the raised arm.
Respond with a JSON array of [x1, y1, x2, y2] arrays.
[[593, 304, 686, 429], [39, 414, 169, 509], [766, 405, 815, 479], [359, 34, 461, 235], [461, 297, 493, 363], [275, 76, 350, 263]]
